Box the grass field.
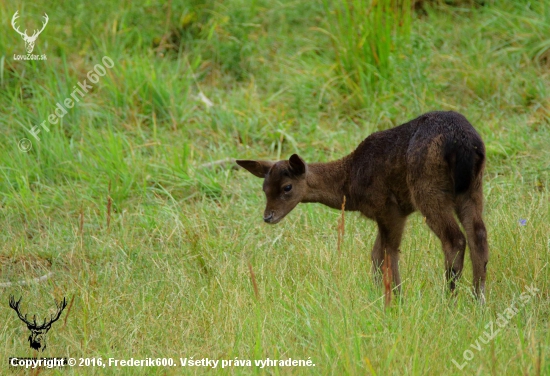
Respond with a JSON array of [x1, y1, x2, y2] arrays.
[[1, 0, 549, 374]]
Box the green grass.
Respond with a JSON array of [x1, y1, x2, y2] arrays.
[[1, 0, 549, 375], [320, 0, 412, 105]]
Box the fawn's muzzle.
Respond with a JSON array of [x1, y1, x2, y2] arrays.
[[263, 212, 274, 223]]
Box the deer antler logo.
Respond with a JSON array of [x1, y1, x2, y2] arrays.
[[11, 11, 49, 54], [9, 295, 67, 351]]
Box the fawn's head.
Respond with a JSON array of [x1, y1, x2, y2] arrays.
[[237, 154, 308, 224]]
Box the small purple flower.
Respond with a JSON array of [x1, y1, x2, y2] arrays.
[[519, 219, 527, 226]]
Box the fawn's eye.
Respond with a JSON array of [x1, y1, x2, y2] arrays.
[[283, 184, 292, 192]]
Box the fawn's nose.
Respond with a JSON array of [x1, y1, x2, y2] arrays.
[[263, 212, 274, 223]]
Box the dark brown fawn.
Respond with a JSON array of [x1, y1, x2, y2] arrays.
[[237, 111, 489, 302]]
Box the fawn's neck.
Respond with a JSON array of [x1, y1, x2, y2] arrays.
[[303, 158, 351, 210]]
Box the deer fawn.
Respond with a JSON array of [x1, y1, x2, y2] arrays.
[[237, 111, 488, 302]]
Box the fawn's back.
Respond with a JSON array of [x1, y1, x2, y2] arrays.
[[345, 111, 485, 219]]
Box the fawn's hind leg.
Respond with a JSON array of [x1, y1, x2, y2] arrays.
[[417, 198, 467, 293], [371, 215, 407, 294], [456, 191, 488, 303]]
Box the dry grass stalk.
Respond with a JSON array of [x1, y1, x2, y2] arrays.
[[79, 205, 84, 236], [107, 181, 112, 231], [337, 195, 346, 256], [63, 295, 76, 328], [383, 251, 392, 308]]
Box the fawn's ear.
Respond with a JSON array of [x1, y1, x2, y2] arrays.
[[289, 154, 307, 175], [236, 160, 274, 178]]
